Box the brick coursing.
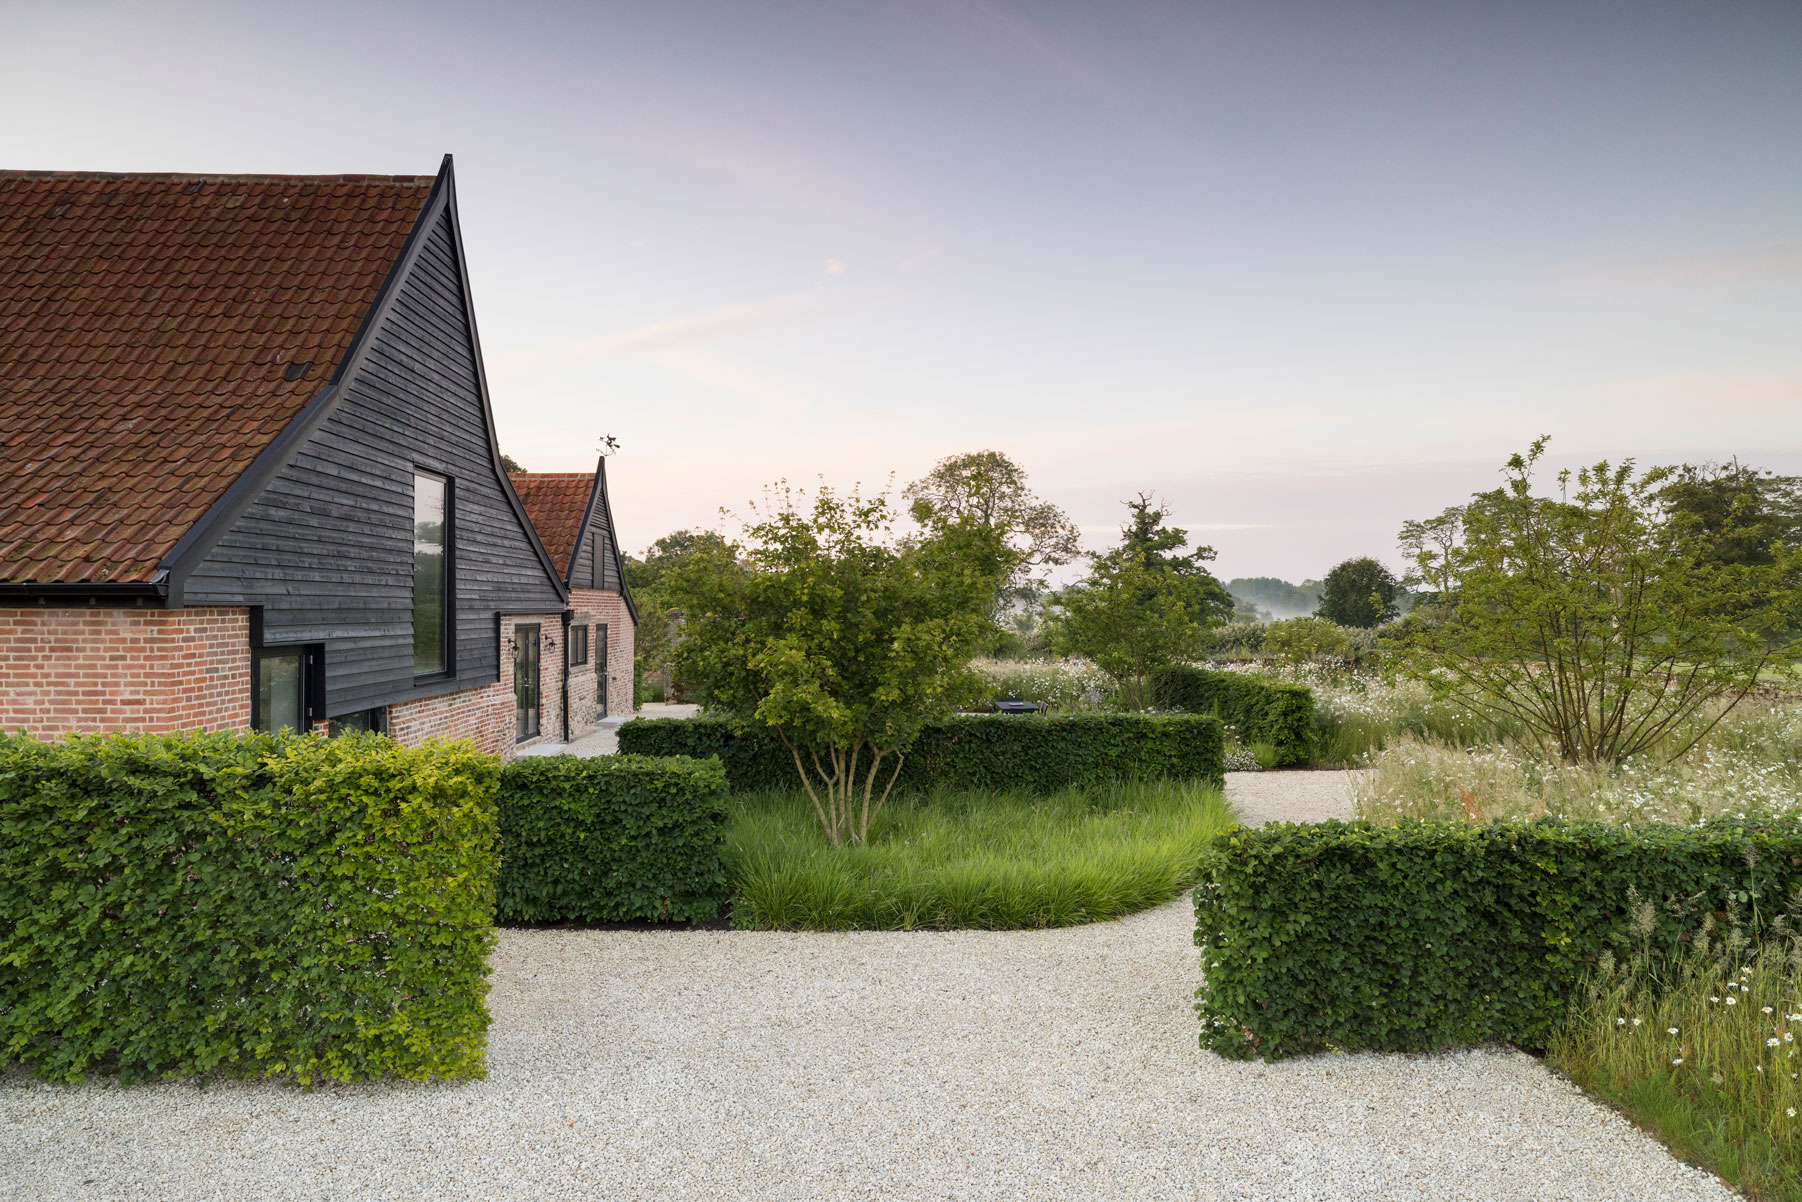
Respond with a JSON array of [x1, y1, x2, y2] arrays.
[[0, 606, 578, 762], [0, 607, 252, 737], [567, 588, 635, 734], [388, 612, 565, 760]]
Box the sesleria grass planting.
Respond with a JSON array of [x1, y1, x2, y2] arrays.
[[1353, 700, 1802, 826], [725, 778, 1231, 930], [1551, 904, 1802, 1200]]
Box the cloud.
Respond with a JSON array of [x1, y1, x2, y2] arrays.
[[641, 349, 807, 417], [491, 290, 827, 373], [902, 0, 1113, 99], [1545, 240, 1802, 289], [825, 259, 846, 276], [898, 245, 943, 273], [1603, 368, 1802, 412]]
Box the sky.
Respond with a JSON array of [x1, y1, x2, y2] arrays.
[[7, 0, 1801, 581]]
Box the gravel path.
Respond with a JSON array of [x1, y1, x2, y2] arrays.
[[2, 900, 1732, 1201], [1226, 768, 1362, 826]]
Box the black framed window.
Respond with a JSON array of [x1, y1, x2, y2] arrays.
[[570, 624, 588, 666], [329, 708, 385, 737], [413, 471, 451, 677], [514, 624, 541, 742], [252, 648, 306, 733]]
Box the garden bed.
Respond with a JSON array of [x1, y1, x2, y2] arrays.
[[725, 779, 1231, 930]]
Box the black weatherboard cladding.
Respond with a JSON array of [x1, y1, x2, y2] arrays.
[[182, 208, 565, 716], [568, 483, 622, 592]]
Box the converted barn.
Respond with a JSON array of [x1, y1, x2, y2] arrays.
[[509, 459, 638, 739], [0, 156, 581, 756]]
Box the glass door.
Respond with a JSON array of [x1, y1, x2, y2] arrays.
[[596, 624, 609, 718], [514, 624, 541, 741]]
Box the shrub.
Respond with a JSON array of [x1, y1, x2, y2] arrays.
[[1202, 620, 1266, 658], [1194, 818, 1802, 1061], [1262, 616, 1354, 667], [618, 713, 1224, 795], [0, 731, 498, 1084], [495, 754, 729, 924], [1149, 665, 1315, 765]]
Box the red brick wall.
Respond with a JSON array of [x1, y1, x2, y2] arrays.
[[386, 612, 566, 759], [568, 588, 635, 735], [0, 606, 251, 737]]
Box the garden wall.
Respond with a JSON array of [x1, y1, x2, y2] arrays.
[[1150, 666, 1315, 765], [0, 731, 498, 1084], [1194, 818, 1802, 1061], [618, 713, 1225, 795]]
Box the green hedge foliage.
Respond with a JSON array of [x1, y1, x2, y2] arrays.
[[496, 754, 728, 924], [1194, 818, 1802, 1061], [617, 713, 1225, 795], [1150, 666, 1316, 765], [0, 731, 498, 1085]]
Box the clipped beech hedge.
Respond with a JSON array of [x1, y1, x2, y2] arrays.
[[1194, 818, 1802, 1061], [0, 731, 499, 1084], [617, 713, 1225, 795], [1149, 666, 1316, 765], [496, 754, 729, 924]]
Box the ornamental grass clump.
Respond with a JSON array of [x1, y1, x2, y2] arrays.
[[1551, 900, 1802, 1199], [727, 778, 1232, 930], [1354, 699, 1802, 826]]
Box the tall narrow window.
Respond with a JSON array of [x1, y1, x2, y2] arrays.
[[413, 471, 449, 676], [514, 624, 541, 741]]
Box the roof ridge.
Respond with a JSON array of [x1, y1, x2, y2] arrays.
[[0, 170, 436, 183]]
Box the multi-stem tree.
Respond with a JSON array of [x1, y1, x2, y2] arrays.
[[1393, 439, 1802, 764], [667, 484, 1009, 845]]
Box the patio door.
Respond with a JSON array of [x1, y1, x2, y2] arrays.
[[596, 623, 609, 718], [514, 624, 541, 742]]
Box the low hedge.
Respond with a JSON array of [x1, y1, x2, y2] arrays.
[[1150, 666, 1315, 764], [1194, 818, 1802, 1061], [496, 754, 729, 924], [0, 731, 498, 1084], [617, 713, 1225, 795]]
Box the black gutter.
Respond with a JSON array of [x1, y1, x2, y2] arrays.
[[0, 581, 169, 604]]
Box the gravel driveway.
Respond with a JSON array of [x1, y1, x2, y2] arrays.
[[1, 895, 1731, 1201]]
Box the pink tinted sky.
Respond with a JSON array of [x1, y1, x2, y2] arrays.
[[6, 0, 1800, 580]]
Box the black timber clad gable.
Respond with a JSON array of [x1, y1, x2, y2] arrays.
[[182, 204, 565, 716], [565, 461, 634, 610]]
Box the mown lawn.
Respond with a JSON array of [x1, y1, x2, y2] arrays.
[[725, 779, 1232, 930]]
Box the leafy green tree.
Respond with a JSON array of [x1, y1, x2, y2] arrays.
[[1264, 616, 1354, 666], [499, 453, 525, 473], [1315, 557, 1399, 628], [1394, 439, 1802, 764], [668, 484, 1009, 845], [1048, 495, 1233, 710], [1661, 460, 1802, 570], [903, 450, 1080, 609], [623, 530, 735, 690]]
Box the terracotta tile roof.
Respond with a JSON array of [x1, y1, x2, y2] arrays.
[[0, 170, 435, 585], [508, 473, 594, 579]]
